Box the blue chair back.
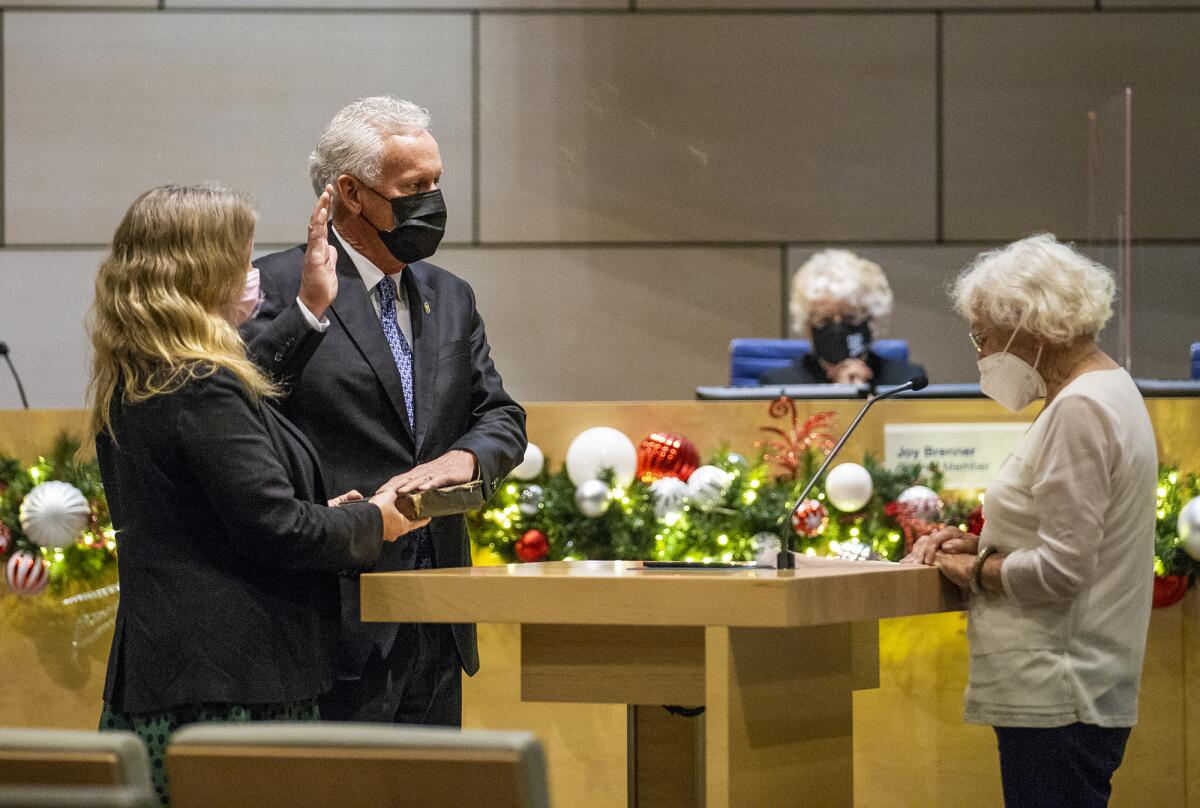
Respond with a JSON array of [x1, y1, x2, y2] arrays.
[[1192, 343, 1200, 380], [729, 338, 910, 387]]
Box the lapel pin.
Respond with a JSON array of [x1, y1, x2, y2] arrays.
[[424, 302, 431, 315]]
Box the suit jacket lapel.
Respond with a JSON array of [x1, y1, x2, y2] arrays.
[[326, 230, 415, 443], [403, 262, 439, 459]]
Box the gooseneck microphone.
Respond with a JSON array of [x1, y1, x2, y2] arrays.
[[0, 342, 30, 409], [776, 374, 929, 569]]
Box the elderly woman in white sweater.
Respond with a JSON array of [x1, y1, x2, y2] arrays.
[[904, 234, 1158, 808]]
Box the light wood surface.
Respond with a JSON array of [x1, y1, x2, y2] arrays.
[[361, 560, 954, 807], [521, 625, 706, 706], [0, 750, 123, 786], [167, 744, 534, 808], [706, 624, 855, 808], [361, 559, 960, 628], [629, 706, 703, 807], [2, 397, 1197, 471]]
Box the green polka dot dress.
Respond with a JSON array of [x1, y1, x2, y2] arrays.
[[99, 698, 319, 806]]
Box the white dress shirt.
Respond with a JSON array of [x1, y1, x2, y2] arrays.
[[296, 226, 412, 345], [966, 368, 1158, 728]]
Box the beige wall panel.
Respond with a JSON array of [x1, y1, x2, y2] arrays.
[[1126, 244, 1200, 381], [0, 250, 103, 410], [437, 246, 781, 400], [2, 0, 153, 7], [944, 13, 1200, 241], [643, 0, 1085, 7], [479, 14, 936, 242], [1105, 0, 1200, 5], [3, 12, 473, 245], [171, 0, 621, 7]]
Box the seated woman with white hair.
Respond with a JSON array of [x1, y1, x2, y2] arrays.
[[904, 234, 1158, 808], [759, 249, 925, 388]]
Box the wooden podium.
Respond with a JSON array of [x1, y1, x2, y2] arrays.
[[361, 559, 958, 807]]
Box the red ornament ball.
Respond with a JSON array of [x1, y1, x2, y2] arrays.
[[967, 505, 986, 537], [5, 550, 48, 596], [0, 522, 11, 555], [790, 499, 829, 538], [1152, 575, 1189, 609], [636, 432, 700, 484], [515, 529, 550, 563]]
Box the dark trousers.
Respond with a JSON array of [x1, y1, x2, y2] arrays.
[[994, 723, 1131, 808], [319, 623, 462, 726]]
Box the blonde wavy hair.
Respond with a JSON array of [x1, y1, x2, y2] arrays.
[[87, 184, 277, 440], [789, 249, 893, 336], [952, 233, 1115, 344]]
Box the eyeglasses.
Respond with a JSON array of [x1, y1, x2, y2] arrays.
[[969, 330, 985, 355]]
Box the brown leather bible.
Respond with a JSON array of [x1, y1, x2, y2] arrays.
[[395, 481, 486, 520]]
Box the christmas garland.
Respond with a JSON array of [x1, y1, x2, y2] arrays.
[[470, 399, 1200, 610], [1, 416, 1198, 612], [0, 434, 117, 597]]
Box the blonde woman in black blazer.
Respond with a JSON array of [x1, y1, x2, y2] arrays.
[[89, 184, 426, 806]]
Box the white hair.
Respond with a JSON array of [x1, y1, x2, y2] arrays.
[[952, 233, 1115, 344], [308, 96, 431, 196], [788, 249, 893, 336]]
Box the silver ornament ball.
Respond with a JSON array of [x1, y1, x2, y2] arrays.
[[575, 480, 612, 518], [518, 485, 545, 517]]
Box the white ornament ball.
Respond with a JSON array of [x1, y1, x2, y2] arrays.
[[837, 540, 880, 562], [687, 465, 732, 512], [650, 477, 690, 520], [566, 428, 637, 487], [824, 463, 874, 512], [752, 532, 783, 566], [19, 480, 90, 549], [898, 485, 943, 520], [1180, 496, 1200, 560], [5, 551, 49, 596], [511, 443, 545, 481], [575, 479, 612, 518]]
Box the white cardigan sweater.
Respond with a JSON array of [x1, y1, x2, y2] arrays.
[[965, 368, 1158, 728]]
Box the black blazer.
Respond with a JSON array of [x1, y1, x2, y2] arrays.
[[243, 231, 527, 677], [98, 368, 384, 714]]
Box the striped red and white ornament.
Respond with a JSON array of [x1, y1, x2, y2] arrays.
[[5, 550, 49, 596], [790, 499, 829, 538]]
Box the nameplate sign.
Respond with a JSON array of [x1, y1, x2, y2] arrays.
[[884, 422, 1029, 490]]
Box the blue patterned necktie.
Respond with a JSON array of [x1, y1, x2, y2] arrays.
[[376, 275, 432, 569], [376, 275, 415, 431]]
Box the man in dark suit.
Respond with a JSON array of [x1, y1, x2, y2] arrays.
[[241, 96, 527, 726]]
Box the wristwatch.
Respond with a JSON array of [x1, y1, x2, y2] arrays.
[[970, 545, 998, 595]]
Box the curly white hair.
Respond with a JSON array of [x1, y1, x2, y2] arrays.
[[788, 249, 894, 336], [952, 234, 1115, 343]]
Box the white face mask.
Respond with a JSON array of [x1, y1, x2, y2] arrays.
[[978, 326, 1045, 412]]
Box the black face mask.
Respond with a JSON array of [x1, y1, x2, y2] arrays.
[[370, 187, 447, 264], [811, 320, 872, 364]]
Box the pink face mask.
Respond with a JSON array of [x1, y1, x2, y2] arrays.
[[233, 267, 263, 325]]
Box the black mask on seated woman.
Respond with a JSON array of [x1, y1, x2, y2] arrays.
[[811, 320, 872, 365]]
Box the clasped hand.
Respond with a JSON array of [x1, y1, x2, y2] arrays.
[[901, 526, 979, 591], [327, 488, 431, 543]]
